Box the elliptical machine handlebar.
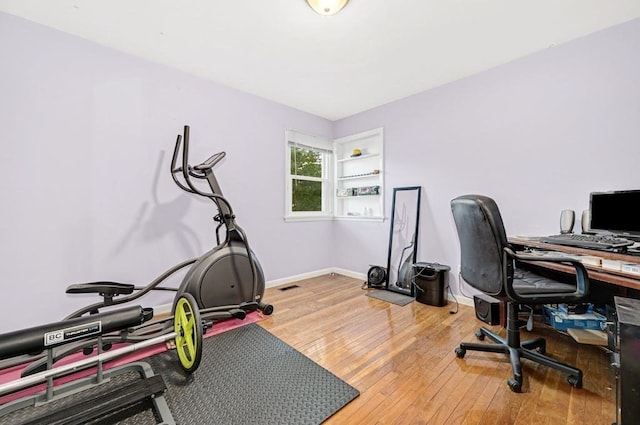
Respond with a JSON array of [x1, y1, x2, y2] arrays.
[[171, 125, 237, 241], [170, 126, 231, 210], [175, 125, 226, 172], [194, 151, 226, 171], [170, 133, 193, 194]]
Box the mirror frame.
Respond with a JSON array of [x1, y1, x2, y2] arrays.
[[385, 186, 422, 295]]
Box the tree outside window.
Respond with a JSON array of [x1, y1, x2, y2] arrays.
[[285, 130, 333, 220], [291, 147, 322, 212]]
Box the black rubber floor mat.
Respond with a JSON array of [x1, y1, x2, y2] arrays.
[[2, 324, 359, 425], [125, 323, 359, 425]]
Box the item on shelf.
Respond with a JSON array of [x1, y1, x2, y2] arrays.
[[336, 188, 354, 197], [339, 170, 381, 179], [355, 185, 380, 196], [350, 148, 362, 157]]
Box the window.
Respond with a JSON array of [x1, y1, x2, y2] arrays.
[[285, 130, 333, 221]]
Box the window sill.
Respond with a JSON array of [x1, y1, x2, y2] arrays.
[[284, 215, 385, 223], [284, 215, 334, 223], [334, 215, 385, 222]]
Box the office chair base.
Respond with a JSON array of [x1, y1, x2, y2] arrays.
[[455, 326, 583, 393]]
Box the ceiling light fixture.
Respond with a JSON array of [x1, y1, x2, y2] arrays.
[[306, 0, 349, 16]]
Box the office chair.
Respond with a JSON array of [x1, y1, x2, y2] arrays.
[[450, 194, 589, 392]]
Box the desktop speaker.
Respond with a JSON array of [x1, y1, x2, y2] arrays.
[[560, 209, 575, 234], [473, 294, 500, 325], [581, 209, 593, 234]]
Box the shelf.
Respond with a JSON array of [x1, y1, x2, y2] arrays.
[[334, 128, 384, 219], [336, 194, 381, 199], [337, 172, 382, 181], [337, 153, 379, 163]]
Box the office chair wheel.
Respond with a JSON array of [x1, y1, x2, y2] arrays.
[[454, 347, 466, 358], [475, 330, 485, 341], [507, 378, 522, 393], [567, 375, 582, 388]]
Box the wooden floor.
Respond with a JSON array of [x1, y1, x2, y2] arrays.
[[258, 274, 616, 425]]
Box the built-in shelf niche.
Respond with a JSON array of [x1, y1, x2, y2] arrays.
[[334, 128, 384, 221]]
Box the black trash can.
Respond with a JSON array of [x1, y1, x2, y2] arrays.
[[413, 262, 450, 307]]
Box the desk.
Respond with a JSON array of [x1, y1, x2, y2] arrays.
[[508, 237, 640, 301]]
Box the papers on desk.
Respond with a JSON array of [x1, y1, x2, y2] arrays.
[[521, 249, 582, 261], [602, 259, 622, 271], [579, 256, 602, 267], [600, 260, 640, 274], [520, 248, 640, 275], [621, 263, 640, 275]]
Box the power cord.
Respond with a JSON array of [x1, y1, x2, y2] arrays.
[[457, 270, 474, 299], [448, 284, 459, 314]]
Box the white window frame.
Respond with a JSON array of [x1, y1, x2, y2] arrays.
[[284, 130, 334, 222]]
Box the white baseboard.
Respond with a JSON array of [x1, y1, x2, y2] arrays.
[[452, 294, 474, 307], [154, 269, 474, 309], [267, 268, 473, 308], [265, 268, 334, 288], [153, 302, 173, 317], [330, 268, 367, 281], [265, 267, 367, 288]]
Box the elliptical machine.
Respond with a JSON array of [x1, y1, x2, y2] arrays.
[[8, 125, 272, 376], [65, 124, 273, 320], [169, 125, 272, 315]]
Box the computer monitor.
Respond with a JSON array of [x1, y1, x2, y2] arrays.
[[589, 190, 640, 240]]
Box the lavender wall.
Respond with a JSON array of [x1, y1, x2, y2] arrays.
[[0, 13, 334, 332], [333, 18, 640, 297], [2, 11, 639, 332]]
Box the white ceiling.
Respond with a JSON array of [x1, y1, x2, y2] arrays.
[[2, 1, 640, 120]]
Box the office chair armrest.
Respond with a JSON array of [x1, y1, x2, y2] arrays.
[[503, 247, 589, 303], [506, 247, 587, 272]]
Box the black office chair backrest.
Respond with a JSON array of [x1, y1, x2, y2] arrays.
[[451, 194, 510, 298]]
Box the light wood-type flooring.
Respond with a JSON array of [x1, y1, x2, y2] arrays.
[[258, 274, 616, 425]]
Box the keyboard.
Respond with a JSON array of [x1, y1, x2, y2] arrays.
[[541, 233, 634, 250]]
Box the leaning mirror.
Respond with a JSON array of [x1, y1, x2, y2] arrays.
[[386, 186, 421, 295]]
